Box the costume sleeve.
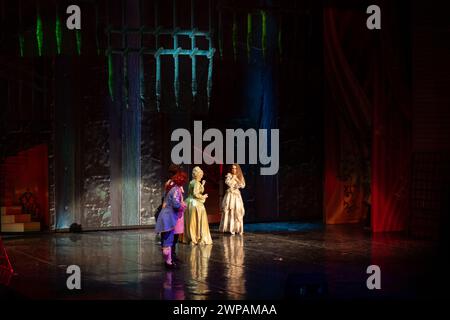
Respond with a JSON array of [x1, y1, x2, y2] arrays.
[[225, 173, 235, 188], [171, 187, 183, 210], [239, 179, 246, 189], [193, 181, 206, 200]]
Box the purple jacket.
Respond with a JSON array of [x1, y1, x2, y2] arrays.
[[155, 186, 185, 233]]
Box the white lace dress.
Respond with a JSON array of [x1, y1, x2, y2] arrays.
[[219, 173, 245, 235]]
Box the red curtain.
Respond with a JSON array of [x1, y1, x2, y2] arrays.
[[323, 4, 412, 231], [323, 8, 372, 225], [371, 3, 412, 232]]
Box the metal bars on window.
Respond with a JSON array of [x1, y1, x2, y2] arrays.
[[105, 0, 215, 111]]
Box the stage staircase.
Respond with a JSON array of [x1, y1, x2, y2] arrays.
[[0, 158, 41, 233], [1, 210, 41, 232]]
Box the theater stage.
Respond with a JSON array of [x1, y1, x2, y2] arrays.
[[0, 224, 446, 300]]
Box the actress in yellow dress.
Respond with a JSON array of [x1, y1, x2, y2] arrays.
[[183, 166, 213, 245]]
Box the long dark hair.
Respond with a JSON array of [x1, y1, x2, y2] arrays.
[[227, 164, 245, 185]]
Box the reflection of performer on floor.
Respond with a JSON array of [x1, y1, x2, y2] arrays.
[[161, 271, 186, 300], [183, 166, 213, 245], [188, 244, 212, 298], [222, 235, 245, 299], [219, 164, 246, 235]]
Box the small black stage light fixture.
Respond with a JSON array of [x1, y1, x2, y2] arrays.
[[69, 223, 82, 233]]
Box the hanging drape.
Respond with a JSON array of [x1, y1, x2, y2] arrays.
[[323, 7, 372, 225], [323, 3, 412, 231], [370, 2, 412, 232]]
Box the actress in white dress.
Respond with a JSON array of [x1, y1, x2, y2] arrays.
[[219, 164, 246, 235]]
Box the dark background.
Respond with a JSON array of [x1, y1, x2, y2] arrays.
[[0, 0, 324, 230], [0, 0, 449, 247]]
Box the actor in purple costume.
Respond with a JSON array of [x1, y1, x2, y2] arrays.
[[155, 172, 187, 269]]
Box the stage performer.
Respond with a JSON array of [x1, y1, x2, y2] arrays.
[[183, 166, 213, 245], [171, 176, 186, 263], [219, 164, 246, 235], [164, 164, 185, 263], [155, 164, 182, 245], [164, 164, 182, 194], [155, 171, 187, 269]]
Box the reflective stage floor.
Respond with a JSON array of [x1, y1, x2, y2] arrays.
[[1, 224, 448, 300]]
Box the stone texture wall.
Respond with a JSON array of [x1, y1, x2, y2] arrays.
[[82, 120, 111, 228], [140, 109, 163, 226]]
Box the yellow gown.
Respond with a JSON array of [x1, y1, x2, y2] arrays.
[[183, 179, 213, 245]]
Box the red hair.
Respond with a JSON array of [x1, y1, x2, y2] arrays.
[[171, 171, 188, 186]]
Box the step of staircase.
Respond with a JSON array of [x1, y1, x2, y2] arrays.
[[1, 222, 41, 233], [1, 214, 32, 224], [0, 206, 22, 215]]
